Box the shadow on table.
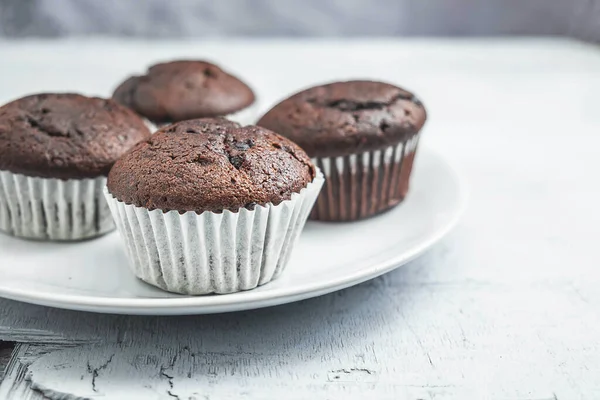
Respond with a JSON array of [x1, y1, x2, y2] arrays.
[[1, 230, 465, 348]]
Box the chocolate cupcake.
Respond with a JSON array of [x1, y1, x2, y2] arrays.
[[104, 118, 324, 295], [112, 60, 257, 129], [257, 80, 426, 221], [0, 93, 151, 240]]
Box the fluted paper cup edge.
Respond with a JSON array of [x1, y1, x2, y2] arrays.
[[104, 170, 324, 295], [0, 170, 114, 240], [310, 133, 421, 221]]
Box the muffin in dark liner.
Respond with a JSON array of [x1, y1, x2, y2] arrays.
[[257, 80, 427, 221]]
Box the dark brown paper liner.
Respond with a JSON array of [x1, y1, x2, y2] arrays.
[[310, 134, 420, 221]]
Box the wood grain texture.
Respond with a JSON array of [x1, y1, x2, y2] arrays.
[[0, 344, 63, 400], [0, 38, 600, 399], [0, 342, 14, 382]]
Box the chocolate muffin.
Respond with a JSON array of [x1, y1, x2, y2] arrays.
[[258, 80, 426, 221], [105, 118, 324, 295], [0, 93, 151, 240], [112, 60, 256, 127]]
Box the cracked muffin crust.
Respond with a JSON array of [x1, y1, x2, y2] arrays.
[[112, 60, 255, 124], [107, 118, 316, 213], [257, 80, 426, 157], [0, 93, 152, 179]]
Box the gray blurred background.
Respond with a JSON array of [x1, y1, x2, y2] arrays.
[[0, 0, 598, 41]]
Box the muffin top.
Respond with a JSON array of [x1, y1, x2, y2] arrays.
[[0, 93, 152, 179], [107, 118, 316, 213], [257, 80, 426, 158], [112, 60, 255, 124]]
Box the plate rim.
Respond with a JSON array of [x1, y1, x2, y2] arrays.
[[0, 148, 467, 314]]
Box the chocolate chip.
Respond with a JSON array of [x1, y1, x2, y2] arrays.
[[379, 120, 390, 132], [228, 155, 244, 169], [245, 202, 257, 210], [234, 139, 254, 151], [234, 142, 249, 151], [203, 68, 216, 78]]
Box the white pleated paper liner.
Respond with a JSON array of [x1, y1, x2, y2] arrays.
[[104, 170, 324, 295], [311, 133, 420, 221], [142, 118, 158, 133], [0, 170, 115, 240]]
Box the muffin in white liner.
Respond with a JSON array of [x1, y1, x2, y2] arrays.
[[104, 172, 323, 294], [105, 118, 321, 295], [0, 172, 113, 240], [0, 93, 151, 241]]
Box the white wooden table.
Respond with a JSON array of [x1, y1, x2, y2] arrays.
[[1, 38, 600, 399]]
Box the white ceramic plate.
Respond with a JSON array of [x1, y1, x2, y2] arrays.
[[0, 149, 465, 315]]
